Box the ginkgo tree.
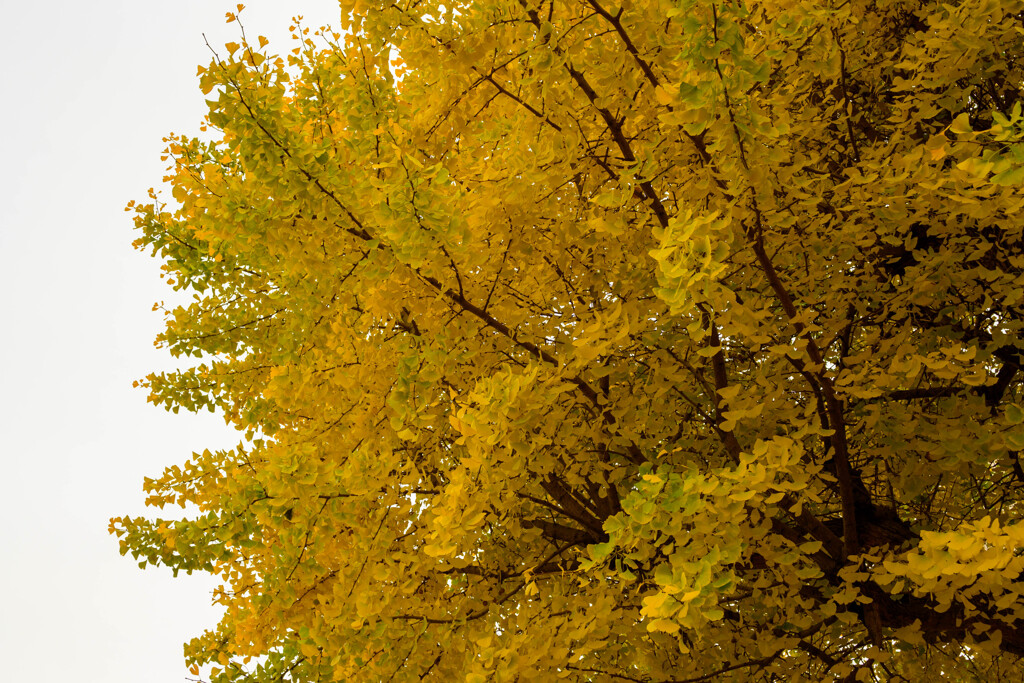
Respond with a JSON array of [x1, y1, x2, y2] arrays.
[[113, 0, 1024, 680]]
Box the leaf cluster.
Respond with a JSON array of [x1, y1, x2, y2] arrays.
[[116, 1, 1024, 680]]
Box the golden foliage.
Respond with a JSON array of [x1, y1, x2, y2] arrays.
[[114, 1, 1024, 680]]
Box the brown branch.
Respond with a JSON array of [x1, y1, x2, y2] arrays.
[[585, 0, 660, 90], [663, 653, 780, 683], [832, 28, 861, 163], [584, 0, 713, 166], [886, 386, 961, 401], [778, 493, 844, 562], [539, 475, 608, 536], [418, 271, 558, 365], [516, 0, 670, 228], [415, 270, 647, 464], [516, 490, 604, 539], [521, 518, 596, 545], [705, 311, 742, 462], [399, 10, 564, 134], [389, 544, 573, 624], [746, 208, 860, 559]]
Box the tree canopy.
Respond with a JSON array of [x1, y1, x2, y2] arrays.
[[113, 0, 1024, 680]]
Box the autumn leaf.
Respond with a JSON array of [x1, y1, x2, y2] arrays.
[[116, 0, 1024, 680]]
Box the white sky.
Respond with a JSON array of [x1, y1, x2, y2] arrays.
[[0, 2, 340, 680]]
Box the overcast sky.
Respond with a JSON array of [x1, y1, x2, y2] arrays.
[[0, 2, 339, 680]]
